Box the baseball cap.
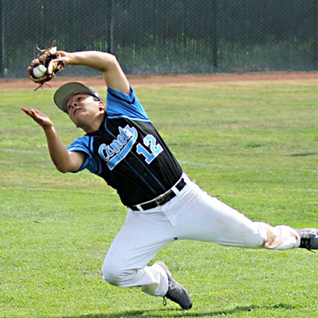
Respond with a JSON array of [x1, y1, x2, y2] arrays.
[[54, 82, 101, 113]]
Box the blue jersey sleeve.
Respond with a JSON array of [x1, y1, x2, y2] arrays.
[[106, 86, 150, 121], [67, 136, 101, 174]]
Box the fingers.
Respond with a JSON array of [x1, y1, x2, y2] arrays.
[[52, 58, 65, 64], [21, 107, 36, 114], [53, 57, 66, 65], [21, 107, 40, 118], [55, 51, 69, 65], [57, 51, 67, 57], [21, 107, 32, 115]]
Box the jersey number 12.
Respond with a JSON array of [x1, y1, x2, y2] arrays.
[[136, 134, 163, 164]]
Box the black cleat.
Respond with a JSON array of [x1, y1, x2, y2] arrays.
[[155, 261, 192, 310], [296, 228, 318, 251]]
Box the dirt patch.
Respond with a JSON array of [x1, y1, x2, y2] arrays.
[[1, 72, 318, 90]]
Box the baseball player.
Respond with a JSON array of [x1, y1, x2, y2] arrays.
[[21, 50, 318, 310]]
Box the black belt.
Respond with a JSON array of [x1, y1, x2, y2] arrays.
[[130, 178, 186, 211]]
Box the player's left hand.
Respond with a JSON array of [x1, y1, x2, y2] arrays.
[[27, 41, 64, 90], [54, 51, 72, 65]]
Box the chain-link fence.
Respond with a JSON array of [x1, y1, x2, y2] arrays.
[[1, 0, 318, 78]]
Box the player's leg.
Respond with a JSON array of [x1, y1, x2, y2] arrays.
[[163, 174, 301, 249], [101, 209, 173, 296], [101, 208, 192, 309]]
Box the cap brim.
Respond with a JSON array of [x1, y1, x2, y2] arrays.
[[54, 82, 101, 113]]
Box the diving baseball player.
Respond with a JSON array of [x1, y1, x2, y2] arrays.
[[22, 50, 318, 310]]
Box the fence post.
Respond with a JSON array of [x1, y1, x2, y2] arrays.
[[106, 0, 115, 54], [314, 0, 318, 70], [211, 0, 219, 72], [0, 0, 3, 78]]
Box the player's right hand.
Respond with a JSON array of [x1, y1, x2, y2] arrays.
[[21, 107, 53, 130]]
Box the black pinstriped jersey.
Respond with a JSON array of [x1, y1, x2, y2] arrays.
[[68, 86, 182, 207]]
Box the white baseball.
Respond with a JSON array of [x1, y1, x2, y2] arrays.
[[33, 65, 47, 78]]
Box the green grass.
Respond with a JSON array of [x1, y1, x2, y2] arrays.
[[1, 79, 318, 318]]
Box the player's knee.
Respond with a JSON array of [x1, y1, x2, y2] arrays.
[[101, 261, 132, 286], [102, 263, 120, 285]]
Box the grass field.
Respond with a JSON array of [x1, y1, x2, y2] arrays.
[[1, 79, 318, 318]]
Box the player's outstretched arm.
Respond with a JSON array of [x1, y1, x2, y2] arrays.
[[56, 51, 130, 95], [21, 107, 85, 173]]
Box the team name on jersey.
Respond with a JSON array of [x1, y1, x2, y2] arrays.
[[98, 125, 137, 170]]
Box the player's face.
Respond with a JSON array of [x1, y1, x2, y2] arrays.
[[66, 93, 104, 129]]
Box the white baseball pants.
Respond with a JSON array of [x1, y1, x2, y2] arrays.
[[101, 173, 300, 297]]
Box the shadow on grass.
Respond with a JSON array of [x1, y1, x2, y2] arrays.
[[290, 152, 318, 157], [63, 303, 295, 318]]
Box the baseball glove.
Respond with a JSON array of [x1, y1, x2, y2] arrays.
[[27, 41, 64, 90]]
